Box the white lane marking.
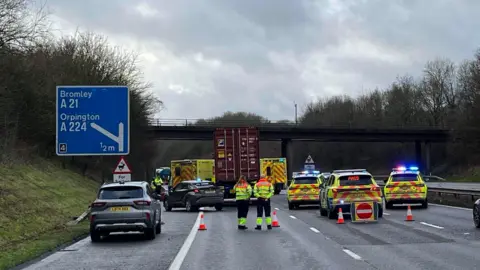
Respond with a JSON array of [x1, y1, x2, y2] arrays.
[[289, 215, 297, 219], [464, 232, 470, 235], [383, 212, 390, 216], [274, 207, 279, 210], [310, 227, 320, 233], [429, 203, 470, 211], [343, 249, 362, 260], [420, 222, 444, 229], [22, 237, 90, 269], [168, 212, 202, 270]]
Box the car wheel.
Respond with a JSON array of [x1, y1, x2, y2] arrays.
[[90, 230, 101, 242], [288, 202, 294, 210], [327, 207, 337, 219], [164, 200, 172, 211], [145, 227, 156, 240], [474, 205, 480, 228], [155, 219, 161, 234], [320, 205, 327, 216], [215, 204, 223, 211], [185, 200, 192, 212], [421, 200, 428, 209]]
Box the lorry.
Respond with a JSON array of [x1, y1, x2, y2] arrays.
[[170, 159, 215, 187], [260, 158, 287, 194], [214, 127, 260, 198]]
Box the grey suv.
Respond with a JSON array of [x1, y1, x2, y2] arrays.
[[89, 181, 162, 242]]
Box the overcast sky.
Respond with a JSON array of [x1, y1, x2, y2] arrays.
[[46, 0, 480, 121]]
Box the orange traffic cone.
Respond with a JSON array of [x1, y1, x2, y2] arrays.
[[405, 205, 414, 221], [337, 208, 345, 224], [272, 211, 280, 227], [198, 212, 207, 230]]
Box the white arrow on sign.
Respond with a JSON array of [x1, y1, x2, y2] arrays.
[[90, 122, 124, 152]]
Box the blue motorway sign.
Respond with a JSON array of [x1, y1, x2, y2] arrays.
[[56, 86, 130, 156]]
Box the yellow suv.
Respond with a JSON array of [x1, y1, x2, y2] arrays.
[[287, 172, 322, 210], [320, 169, 383, 219], [384, 166, 428, 209]]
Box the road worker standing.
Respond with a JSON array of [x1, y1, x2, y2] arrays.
[[233, 175, 252, 230], [254, 174, 274, 230]]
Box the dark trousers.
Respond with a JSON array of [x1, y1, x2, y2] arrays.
[[236, 200, 249, 226], [256, 198, 271, 218]]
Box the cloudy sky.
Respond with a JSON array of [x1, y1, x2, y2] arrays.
[[46, 0, 480, 121]]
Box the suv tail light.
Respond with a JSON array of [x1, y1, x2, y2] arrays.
[[134, 200, 151, 206], [91, 202, 106, 208], [145, 212, 151, 221], [370, 186, 380, 191], [89, 214, 95, 222], [193, 189, 199, 193]]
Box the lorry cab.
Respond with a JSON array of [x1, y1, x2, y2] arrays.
[[260, 158, 288, 195], [170, 159, 215, 189]]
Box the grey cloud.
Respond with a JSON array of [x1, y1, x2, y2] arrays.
[[46, 0, 480, 120]]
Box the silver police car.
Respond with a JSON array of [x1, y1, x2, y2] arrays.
[[89, 181, 162, 242]]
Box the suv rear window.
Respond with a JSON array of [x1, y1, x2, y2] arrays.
[[293, 177, 318, 184], [339, 175, 372, 186], [98, 186, 144, 199], [392, 174, 418, 182], [192, 182, 214, 187]]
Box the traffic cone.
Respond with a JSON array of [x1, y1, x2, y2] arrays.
[[272, 211, 280, 227], [198, 212, 207, 230], [337, 208, 345, 224], [405, 205, 414, 221]]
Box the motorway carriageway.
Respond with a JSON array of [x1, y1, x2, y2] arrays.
[[19, 195, 480, 270]]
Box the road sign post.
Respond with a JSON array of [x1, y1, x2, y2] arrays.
[[351, 201, 379, 223], [56, 85, 130, 156], [113, 157, 132, 182], [304, 155, 315, 170]]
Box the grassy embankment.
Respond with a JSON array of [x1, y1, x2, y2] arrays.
[[0, 159, 99, 270]]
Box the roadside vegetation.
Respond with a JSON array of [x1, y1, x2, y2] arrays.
[[0, 0, 160, 268], [154, 58, 480, 179]]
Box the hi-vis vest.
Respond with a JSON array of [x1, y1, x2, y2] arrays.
[[254, 179, 274, 199], [234, 182, 252, 200]]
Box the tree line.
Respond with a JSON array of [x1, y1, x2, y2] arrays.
[[0, 0, 161, 180], [153, 54, 480, 176]]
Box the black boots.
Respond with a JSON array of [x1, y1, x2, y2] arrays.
[[238, 225, 247, 230], [255, 225, 261, 230], [267, 225, 272, 230]]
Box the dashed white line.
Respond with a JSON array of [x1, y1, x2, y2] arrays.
[[168, 212, 202, 270], [274, 207, 279, 210], [310, 227, 320, 233], [420, 222, 444, 229], [343, 249, 362, 260], [429, 203, 470, 211], [289, 215, 297, 219], [383, 212, 390, 216], [464, 232, 470, 235]]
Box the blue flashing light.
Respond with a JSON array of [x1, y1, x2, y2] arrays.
[[409, 166, 419, 171], [197, 178, 201, 182], [394, 165, 418, 172]]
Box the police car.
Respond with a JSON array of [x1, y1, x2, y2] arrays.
[[383, 166, 428, 209], [287, 171, 322, 210], [320, 169, 383, 219]]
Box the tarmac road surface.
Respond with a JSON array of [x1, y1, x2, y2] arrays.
[[19, 194, 480, 270], [18, 209, 199, 270]]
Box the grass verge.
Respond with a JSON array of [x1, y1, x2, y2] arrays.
[[0, 159, 99, 270]]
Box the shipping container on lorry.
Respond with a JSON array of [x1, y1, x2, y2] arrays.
[[170, 159, 215, 187], [260, 158, 287, 195], [214, 127, 260, 198]]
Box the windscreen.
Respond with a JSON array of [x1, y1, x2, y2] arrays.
[[98, 186, 144, 199], [391, 174, 418, 182], [339, 175, 372, 186], [293, 177, 318, 184]]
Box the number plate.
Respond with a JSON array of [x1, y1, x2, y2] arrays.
[[110, 206, 130, 211], [205, 190, 215, 194]]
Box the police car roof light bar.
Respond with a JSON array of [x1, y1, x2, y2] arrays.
[[333, 169, 367, 173]]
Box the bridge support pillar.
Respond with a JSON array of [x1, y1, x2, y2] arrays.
[[281, 139, 291, 182], [425, 141, 431, 175], [415, 140, 422, 171]]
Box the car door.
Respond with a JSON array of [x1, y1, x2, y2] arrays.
[[169, 183, 186, 206], [171, 183, 190, 206], [321, 176, 334, 208]]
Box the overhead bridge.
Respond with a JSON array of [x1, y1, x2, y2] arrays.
[[147, 118, 453, 176]]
